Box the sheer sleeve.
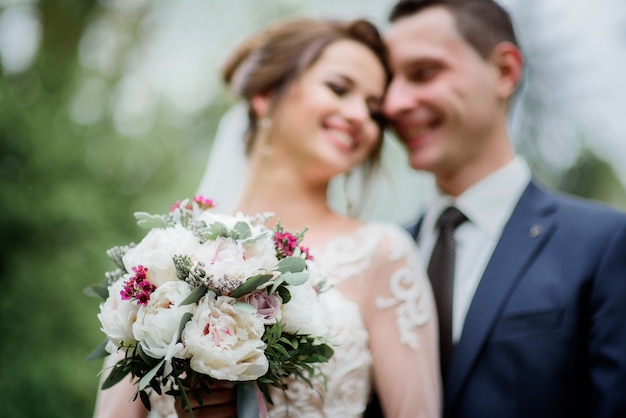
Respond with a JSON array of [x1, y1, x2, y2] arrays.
[[364, 225, 442, 418]]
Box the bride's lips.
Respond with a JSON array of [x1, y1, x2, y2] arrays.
[[324, 123, 359, 152]]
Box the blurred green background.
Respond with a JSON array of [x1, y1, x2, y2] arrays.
[[1, 1, 625, 417]]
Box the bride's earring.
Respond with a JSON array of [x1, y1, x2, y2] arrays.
[[258, 117, 272, 161]]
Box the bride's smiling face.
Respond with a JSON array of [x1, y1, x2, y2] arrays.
[[266, 39, 386, 180]]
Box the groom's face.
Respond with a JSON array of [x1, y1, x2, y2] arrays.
[[383, 7, 502, 178]]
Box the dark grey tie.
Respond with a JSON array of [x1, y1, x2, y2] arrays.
[[427, 206, 467, 379]]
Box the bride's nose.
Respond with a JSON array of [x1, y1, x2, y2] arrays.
[[341, 98, 369, 127]]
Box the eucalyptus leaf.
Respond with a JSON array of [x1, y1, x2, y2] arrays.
[[241, 230, 271, 244], [235, 302, 258, 313], [269, 277, 285, 294], [276, 257, 306, 273], [84, 283, 109, 300], [86, 339, 109, 362], [203, 222, 229, 240], [134, 212, 168, 229], [280, 271, 309, 286], [231, 274, 273, 298], [179, 285, 208, 306], [233, 221, 251, 240]]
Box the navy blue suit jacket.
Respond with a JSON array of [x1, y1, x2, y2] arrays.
[[409, 181, 626, 418]]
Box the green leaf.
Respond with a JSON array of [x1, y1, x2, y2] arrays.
[[86, 339, 109, 362], [273, 344, 290, 358], [138, 344, 160, 367], [280, 271, 309, 286], [134, 212, 168, 229], [179, 285, 208, 306], [235, 302, 257, 313], [177, 377, 195, 418], [177, 312, 193, 342], [231, 274, 273, 298], [276, 257, 306, 273], [276, 285, 291, 304], [101, 366, 131, 390], [233, 221, 251, 239], [139, 390, 152, 411], [83, 283, 109, 300], [139, 360, 164, 390]]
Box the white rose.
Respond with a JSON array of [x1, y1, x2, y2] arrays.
[[98, 277, 139, 353], [123, 225, 200, 287], [183, 293, 268, 381], [132, 281, 195, 363], [280, 281, 331, 338]]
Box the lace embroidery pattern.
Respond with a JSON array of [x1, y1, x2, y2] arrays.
[[267, 224, 431, 416], [316, 223, 431, 350]]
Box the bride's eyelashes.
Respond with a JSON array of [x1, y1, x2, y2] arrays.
[[325, 80, 384, 124], [326, 81, 349, 97]]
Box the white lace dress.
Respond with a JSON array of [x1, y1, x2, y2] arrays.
[[267, 223, 440, 418], [150, 223, 441, 418]]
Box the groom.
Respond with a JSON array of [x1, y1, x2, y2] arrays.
[[378, 0, 626, 417]]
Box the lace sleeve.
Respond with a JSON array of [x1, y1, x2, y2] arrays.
[[364, 224, 441, 418], [373, 227, 432, 349]]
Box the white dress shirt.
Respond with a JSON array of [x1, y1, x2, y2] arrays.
[[418, 157, 532, 343]]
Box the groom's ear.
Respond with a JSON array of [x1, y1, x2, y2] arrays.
[[251, 94, 272, 119], [490, 42, 523, 101]]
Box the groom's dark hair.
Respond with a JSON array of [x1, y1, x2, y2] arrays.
[[389, 0, 519, 60]]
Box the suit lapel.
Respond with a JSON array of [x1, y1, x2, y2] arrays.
[[445, 182, 558, 414]]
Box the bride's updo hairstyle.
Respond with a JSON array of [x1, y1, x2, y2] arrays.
[[221, 18, 390, 174]]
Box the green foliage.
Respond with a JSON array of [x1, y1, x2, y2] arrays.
[[0, 2, 219, 417], [258, 323, 334, 404]]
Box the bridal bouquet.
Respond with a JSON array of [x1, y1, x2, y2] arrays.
[[86, 196, 334, 415]]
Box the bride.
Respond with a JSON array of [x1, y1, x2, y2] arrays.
[[94, 16, 440, 418]]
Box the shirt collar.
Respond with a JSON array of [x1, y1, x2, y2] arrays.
[[424, 157, 531, 238]]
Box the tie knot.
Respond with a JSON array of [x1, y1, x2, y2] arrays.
[[436, 206, 467, 230]]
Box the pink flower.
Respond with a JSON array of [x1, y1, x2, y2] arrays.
[[120, 265, 156, 306], [274, 231, 298, 258], [194, 195, 216, 209], [245, 291, 282, 325]]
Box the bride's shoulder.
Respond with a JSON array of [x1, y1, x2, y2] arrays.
[[359, 222, 419, 252]]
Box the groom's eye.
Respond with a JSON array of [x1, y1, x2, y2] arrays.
[[409, 65, 440, 83]]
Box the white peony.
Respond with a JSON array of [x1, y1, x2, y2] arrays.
[[196, 237, 275, 293], [242, 235, 279, 274], [98, 276, 140, 354], [132, 281, 195, 367], [182, 292, 268, 381], [280, 281, 332, 338], [123, 225, 201, 288]]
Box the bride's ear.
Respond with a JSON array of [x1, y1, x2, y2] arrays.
[[251, 94, 272, 119]]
